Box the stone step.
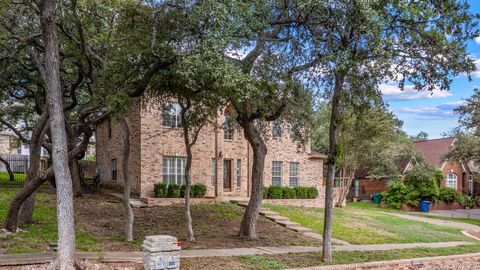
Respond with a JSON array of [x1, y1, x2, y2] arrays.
[[277, 220, 300, 227], [259, 211, 277, 216], [264, 215, 290, 222], [288, 226, 313, 233]]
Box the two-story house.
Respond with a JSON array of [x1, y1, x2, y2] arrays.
[[95, 100, 327, 198]]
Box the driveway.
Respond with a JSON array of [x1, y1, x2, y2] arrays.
[[425, 209, 480, 220]]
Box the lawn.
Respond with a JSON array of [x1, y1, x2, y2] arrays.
[[0, 189, 317, 254], [0, 171, 26, 186], [182, 244, 480, 270], [264, 202, 472, 244]]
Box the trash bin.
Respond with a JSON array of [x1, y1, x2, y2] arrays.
[[420, 201, 431, 213], [372, 193, 381, 204]]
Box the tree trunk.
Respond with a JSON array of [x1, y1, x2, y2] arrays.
[[18, 113, 49, 224], [70, 159, 83, 197], [322, 72, 344, 262], [184, 146, 195, 242], [3, 169, 52, 231], [40, 0, 77, 267], [238, 121, 267, 240], [0, 156, 14, 182], [120, 118, 134, 242], [336, 170, 355, 207]]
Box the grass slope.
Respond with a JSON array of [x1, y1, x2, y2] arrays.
[[265, 202, 471, 244]]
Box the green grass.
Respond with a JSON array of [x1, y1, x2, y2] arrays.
[[0, 189, 100, 254], [0, 172, 26, 185], [265, 202, 472, 244], [184, 244, 480, 269], [416, 214, 480, 226]]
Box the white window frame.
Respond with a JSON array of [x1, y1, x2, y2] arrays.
[[162, 103, 182, 128], [236, 159, 241, 188], [162, 156, 187, 185], [469, 175, 473, 194], [223, 121, 233, 140], [446, 173, 457, 190], [272, 161, 283, 186], [289, 162, 299, 187]]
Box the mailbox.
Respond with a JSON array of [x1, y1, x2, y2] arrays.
[[143, 235, 181, 270]]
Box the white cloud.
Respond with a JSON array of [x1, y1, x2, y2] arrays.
[[394, 101, 464, 120], [380, 83, 452, 101], [472, 59, 480, 78], [475, 36, 480, 45]]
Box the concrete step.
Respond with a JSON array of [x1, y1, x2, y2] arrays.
[[289, 226, 313, 233], [259, 211, 277, 216], [277, 220, 300, 227], [264, 215, 290, 222]]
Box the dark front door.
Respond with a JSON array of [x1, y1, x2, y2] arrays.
[[223, 160, 232, 191]]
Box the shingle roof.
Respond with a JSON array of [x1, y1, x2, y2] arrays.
[[413, 137, 456, 168]]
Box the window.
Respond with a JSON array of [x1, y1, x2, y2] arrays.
[[289, 162, 299, 187], [236, 159, 241, 188], [272, 120, 282, 139], [446, 173, 457, 189], [107, 118, 112, 138], [288, 124, 295, 139], [223, 116, 234, 140], [211, 158, 216, 187], [272, 161, 282, 186], [111, 159, 117, 181], [17, 147, 22, 154], [162, 103, 182, 128], [469, 175, 473, 194], [163, 156, 187, 185]]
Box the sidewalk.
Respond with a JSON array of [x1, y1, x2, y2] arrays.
[[0, 241, 473, 266]]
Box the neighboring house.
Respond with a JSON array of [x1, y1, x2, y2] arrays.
[[96, 100, 328, 198], [355, 137, 479, 198]]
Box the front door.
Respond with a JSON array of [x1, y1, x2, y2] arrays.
[[223, 160, 232, 191]]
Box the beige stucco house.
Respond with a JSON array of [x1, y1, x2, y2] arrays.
[[95, 100, 327, 198]]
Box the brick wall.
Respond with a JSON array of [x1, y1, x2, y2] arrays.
[[441, 161, 464, 193], [358, 178, 388, 196], [96, 100, 326, 199], [296, 252, 480, 270]]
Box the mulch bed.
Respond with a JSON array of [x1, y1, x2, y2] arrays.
[[74, 192, 319, 251]]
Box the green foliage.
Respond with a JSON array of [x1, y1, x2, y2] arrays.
[[282, 187, 296, 199], [438, 188, 463, 203], [191, 183, 207, 198], [403, 164, 440, 201], [267, 186, 283, 199], [306, 187, 319, 199], [294, 187, 308, 199], [463, 195, 474, 209], [381, 180, 419, 209], [167, 184, 181, 198], [154, 182, 168, 198]]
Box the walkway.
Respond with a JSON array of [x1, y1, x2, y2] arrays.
[[384, 212, 480, 231], [425, 209, 480, 220], [107, 192, 147, 208], [0, 241, 473, 266]]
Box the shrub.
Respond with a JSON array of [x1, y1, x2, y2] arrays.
[[294, 187, 308, 199], [167, 184, 181, 198], [306, 187, 319, 199], [268, 186, 284, 199], [282, 187, 296, 199], [463, 195, 474, 208], [403, 163, 439, 201], [381, 180, 419, 209], [438, 187, 462, 203], [192, 183, 207, 198], [154, 182, 168, 198]]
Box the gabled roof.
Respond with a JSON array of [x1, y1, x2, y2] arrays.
[[413, 137, 455, 168]]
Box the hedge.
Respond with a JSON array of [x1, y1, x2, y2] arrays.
[[263, 186, 318, 199], [154, 182, 207, 198]]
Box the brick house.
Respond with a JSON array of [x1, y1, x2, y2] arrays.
[[355, 137, 478, 198], [95, 100, 328, 198]]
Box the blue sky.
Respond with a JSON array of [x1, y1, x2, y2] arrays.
[[385, 1, 480, 139]]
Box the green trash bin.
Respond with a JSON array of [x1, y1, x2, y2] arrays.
[[372, 193, 381, 204]]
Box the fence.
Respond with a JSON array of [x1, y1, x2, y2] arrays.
[[0, 155, 30, 187]]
